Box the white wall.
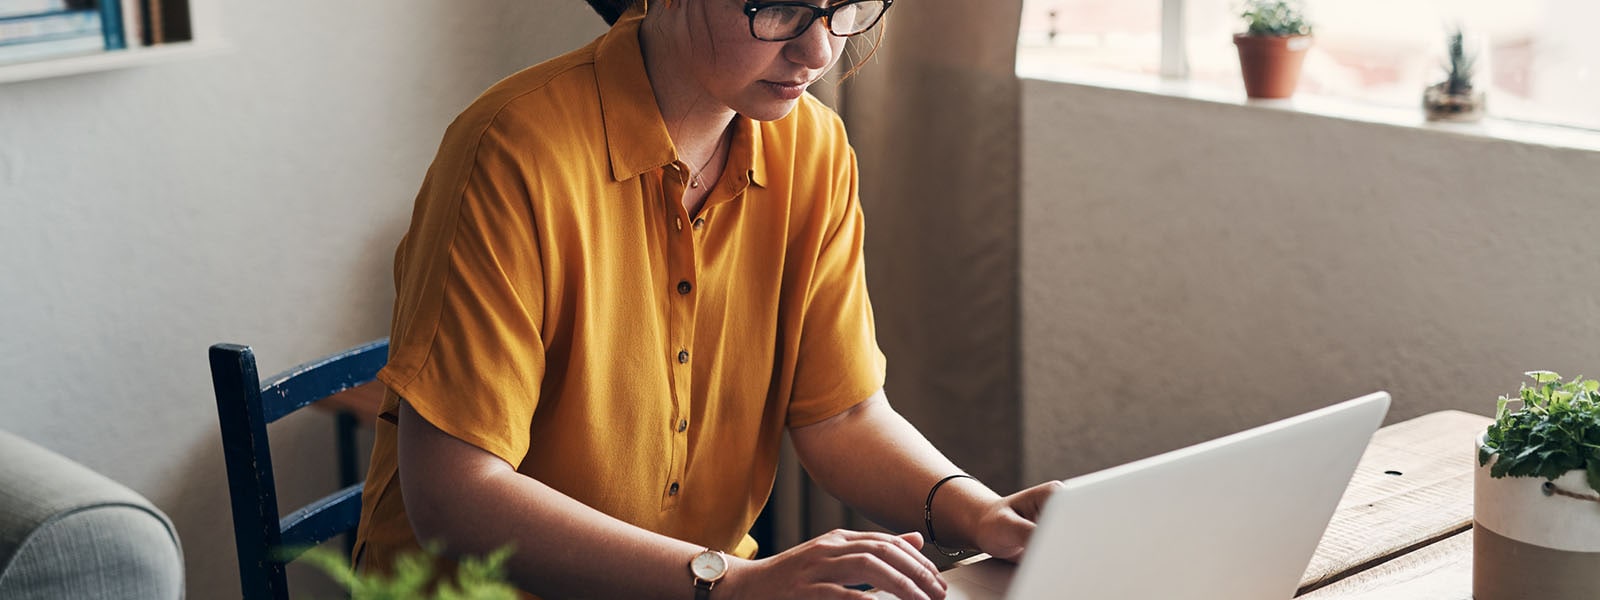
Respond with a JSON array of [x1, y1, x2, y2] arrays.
[[0, 1, 602, 596], [18, 1, 1596, 593], [1021, 78, 1600, 484]]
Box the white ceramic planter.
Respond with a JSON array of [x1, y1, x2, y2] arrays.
[[1474, 431, 1600, 599]]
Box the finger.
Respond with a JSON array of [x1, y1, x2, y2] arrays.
[[802, 583, 880, 600], [832, 538, 945, 597], [824, 551, 935, 600], [899, 530, 925, 551], [885, 532, 941, 578], [830, 530, 941, 581], [982, 512, 1037, 562], [1010, 480, 1064, 519], [985, 521, 1036, 563]]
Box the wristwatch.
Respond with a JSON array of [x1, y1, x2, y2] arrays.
[[689, 548, 728, 599]]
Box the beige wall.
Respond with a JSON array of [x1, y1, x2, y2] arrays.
[[13, 1, 1598, 594], [1020, 78, 1600, 484], [0, 1, 602, 596]]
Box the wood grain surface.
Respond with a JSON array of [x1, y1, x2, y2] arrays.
[[1295, 410, 1490, 596], [1298, 530, 1472, 599]]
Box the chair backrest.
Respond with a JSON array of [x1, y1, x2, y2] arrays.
[[209, 339, 388, 600]]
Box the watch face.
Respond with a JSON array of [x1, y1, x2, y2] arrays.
[[691, 550, 727, 581]]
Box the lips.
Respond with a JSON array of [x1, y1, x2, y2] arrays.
[[762, 79, 810, 100]]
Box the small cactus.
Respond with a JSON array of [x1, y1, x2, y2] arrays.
[[1444, 26, 1476, 96]]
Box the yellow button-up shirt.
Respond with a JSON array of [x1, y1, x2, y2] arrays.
[[353, 6, 886, 580]]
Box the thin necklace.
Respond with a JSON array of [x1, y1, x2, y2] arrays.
[[689, 128, 730, 189], [690, 145, 717, 189]]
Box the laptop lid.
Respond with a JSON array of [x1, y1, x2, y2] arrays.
[[998, 391, 1391, 599]]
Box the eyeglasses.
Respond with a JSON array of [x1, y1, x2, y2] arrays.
[[742, 0, 893, 42]]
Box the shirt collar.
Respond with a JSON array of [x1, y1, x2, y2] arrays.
[[595, 5, 766, 189]]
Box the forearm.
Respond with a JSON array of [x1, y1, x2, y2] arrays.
[[412, 473, 704, 597], [790, 390, 1000, 552], [398, 404, 704, 599]]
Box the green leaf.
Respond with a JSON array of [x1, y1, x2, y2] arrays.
[[1589, 458, 1600, 495], [1489, 371, 1600, 494], [1528, 370, 1561, 384], [292, 544, 520, 600], [1239, 0, 1311, 36], [1490, 454, 1516, 478]]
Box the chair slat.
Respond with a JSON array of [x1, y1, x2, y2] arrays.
[[275, 483, 365, 561], [260, 339, 388, 423]]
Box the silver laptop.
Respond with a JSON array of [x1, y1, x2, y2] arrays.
[[882, 391, 1390, 600]]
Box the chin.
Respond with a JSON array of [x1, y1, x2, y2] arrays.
[[738, 98, 803, 123]]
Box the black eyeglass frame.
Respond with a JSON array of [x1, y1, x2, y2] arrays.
[[741, 0, 894, 42]]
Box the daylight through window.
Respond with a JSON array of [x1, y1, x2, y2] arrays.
[[1018, 0, 1600, 131]]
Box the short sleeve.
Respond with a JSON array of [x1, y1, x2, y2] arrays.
[[785, 145, 888, 427], [377, 120, 546, 467]]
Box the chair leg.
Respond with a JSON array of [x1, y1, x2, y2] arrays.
[[336, 411, 360, 558]]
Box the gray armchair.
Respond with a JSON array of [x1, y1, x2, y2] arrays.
[[0, 429, 184, 599]]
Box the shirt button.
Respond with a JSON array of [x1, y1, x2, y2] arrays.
[[678, 419, 688, 432], [677, 350, 689, 364], [677, 280, 692, 295], [668, 482, 680, 496], [692, 218, 705, 230]]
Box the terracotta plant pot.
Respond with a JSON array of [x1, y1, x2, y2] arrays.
[[1474, 431, 1600, 600], [1233, 33, 1311, 99]]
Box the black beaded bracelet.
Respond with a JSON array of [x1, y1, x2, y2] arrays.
[[923, 473, 977, 557]]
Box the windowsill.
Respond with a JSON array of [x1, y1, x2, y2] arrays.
[[1015, 61, 1600, 154]]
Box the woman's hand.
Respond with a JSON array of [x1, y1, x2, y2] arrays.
[[719, 530, 947, 600], [970, 480, 1063, 562]]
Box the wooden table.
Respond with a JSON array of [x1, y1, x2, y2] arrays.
[[323, 385, 1491, 598], [1294, 410, 1490, 599], [938, 410, 1491, 599]]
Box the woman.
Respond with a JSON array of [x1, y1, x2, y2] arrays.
[[352, 0, 1060, 598]]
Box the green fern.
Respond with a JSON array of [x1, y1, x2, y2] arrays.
[[288, 544, 520, 600]]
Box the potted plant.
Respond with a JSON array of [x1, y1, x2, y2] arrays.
[[1423, 26, 1486, 122], [1474, 371, 1600, 600], [292, 545, 520, 599], [1233, 0, 1313, 99]]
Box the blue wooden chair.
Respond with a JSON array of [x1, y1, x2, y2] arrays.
[[209, 339, 388, 600]]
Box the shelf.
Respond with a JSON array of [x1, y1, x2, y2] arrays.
[[0, 40, 226, 86]]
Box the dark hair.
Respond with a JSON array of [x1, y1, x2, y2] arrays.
[[584, 0, 637, 25], [580, 0, 889, 81]]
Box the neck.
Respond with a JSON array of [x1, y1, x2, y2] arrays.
[[638, 10, 736, 163]]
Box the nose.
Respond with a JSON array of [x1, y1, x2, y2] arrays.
[[782, 16, 838, 71]]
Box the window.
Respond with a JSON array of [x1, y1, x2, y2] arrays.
[[1017, 1, 1160, 77], [1018, 0, 1600, 131]]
